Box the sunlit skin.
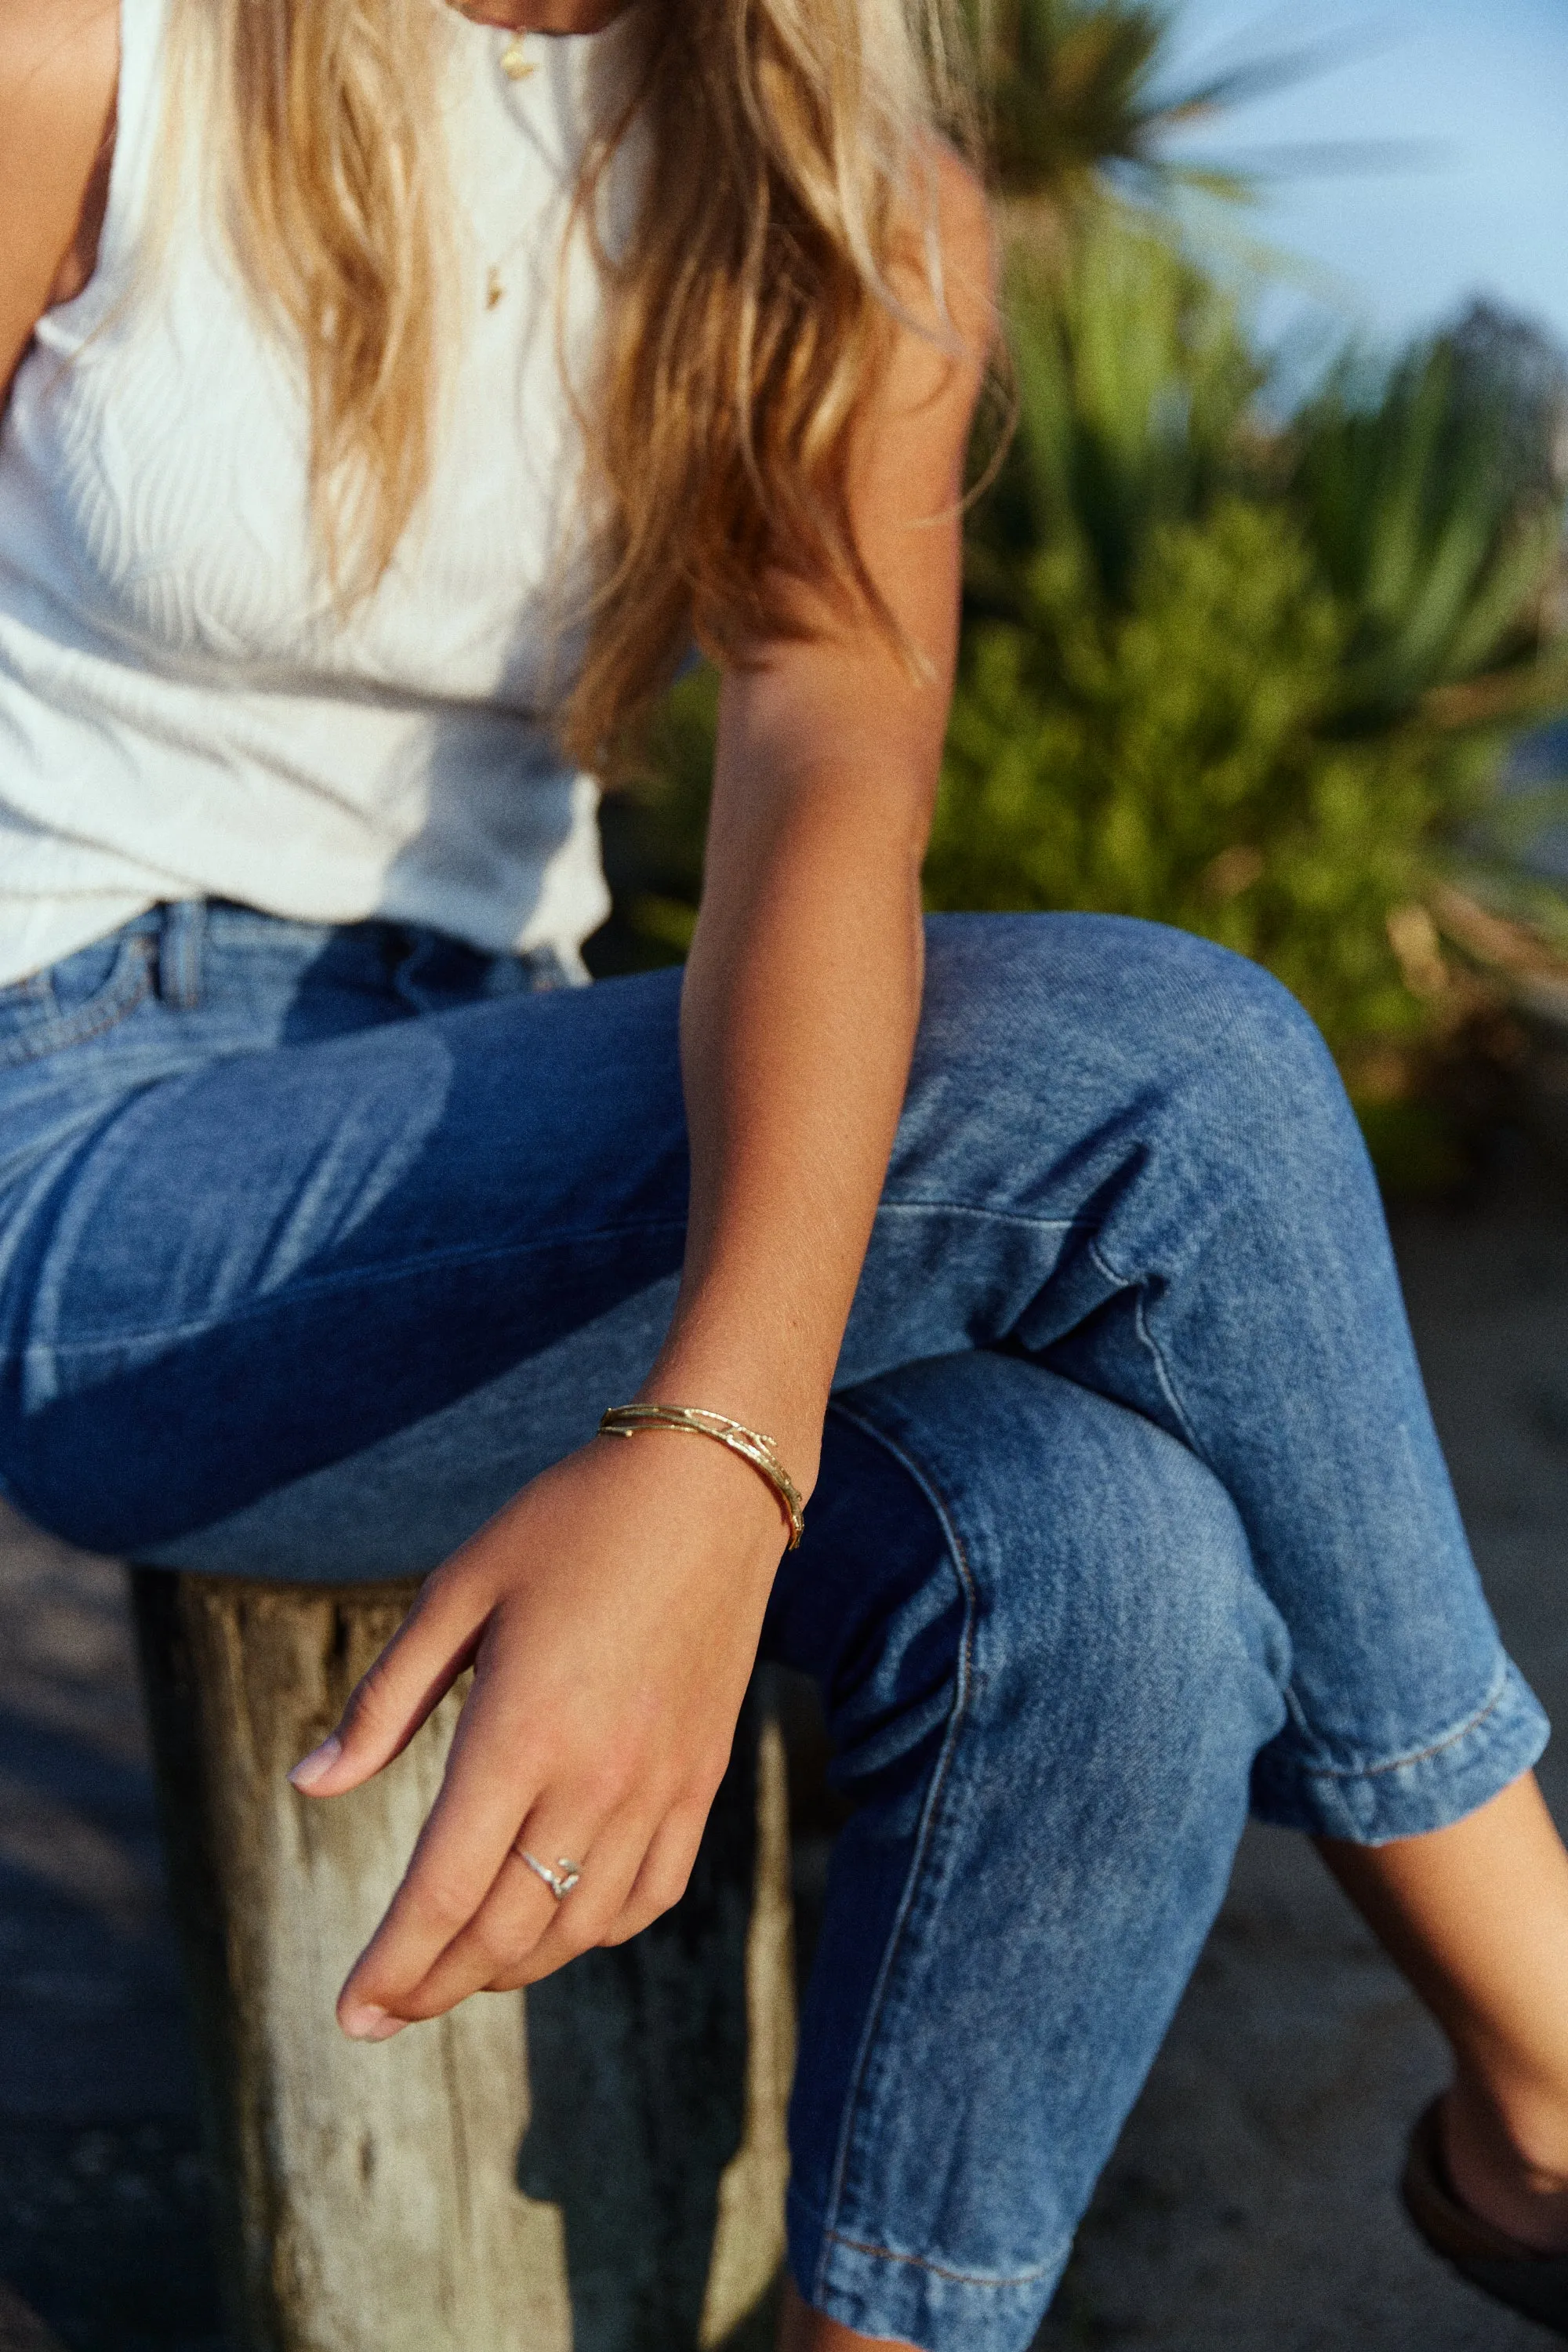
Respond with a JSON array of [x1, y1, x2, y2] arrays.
[[453, 0, 629, 30], [1320, 1777, 1568, 2255], [6, 8, 1568, 2350]]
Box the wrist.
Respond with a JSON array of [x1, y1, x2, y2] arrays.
[[632, 1350, 826, 1500], [602, 1402, 806, 1548]]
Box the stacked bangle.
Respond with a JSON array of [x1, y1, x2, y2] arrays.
[[598, 1403, 806, 1549]]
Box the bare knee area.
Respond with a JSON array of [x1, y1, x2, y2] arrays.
[[2, 1171, 1566, 2352]]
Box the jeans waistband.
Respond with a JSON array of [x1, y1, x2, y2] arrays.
[[114, 898, 576, 1015]]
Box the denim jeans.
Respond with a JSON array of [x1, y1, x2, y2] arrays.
[[0, 900, 1546, 2352]]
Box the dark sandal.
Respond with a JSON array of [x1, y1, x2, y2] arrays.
[[1403, 2098, 1568, 2336]]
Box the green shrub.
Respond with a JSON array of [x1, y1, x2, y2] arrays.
[[598, 172, 1564, 1152], [592, 666, 718, 972], [925, 220, 1557, 1058], [932, 492, 1475, 1051]]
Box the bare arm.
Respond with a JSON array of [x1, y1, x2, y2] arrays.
[[297, 152, 998, 2032], [649, 176, 993, 1479], [0, 0, 118, 407]]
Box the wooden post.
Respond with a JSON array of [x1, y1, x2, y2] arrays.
[[131, 1571, 795, 2352]]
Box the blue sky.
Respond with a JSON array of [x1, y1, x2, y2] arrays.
[[1153, 0, 1568, 368]]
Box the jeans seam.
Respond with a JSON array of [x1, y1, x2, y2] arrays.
[[817, 2227, 1064, 2291], [0, 938, 154, 1069], [874, 1200, 1097, 1235], [1085, 1235, 1206, 1459], [1282, 1655, 1516, 1783], [808, 1402, 979, 2314], [5, 1219, 692, 1364], [12, 1196, 1094, 1370]]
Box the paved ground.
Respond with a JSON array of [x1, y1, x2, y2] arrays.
[[0, 1519, 220, 2352], [2, 1171, 1566, 2350]]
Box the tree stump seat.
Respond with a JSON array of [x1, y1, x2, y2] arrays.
[[131, 1570, 797, 2352]]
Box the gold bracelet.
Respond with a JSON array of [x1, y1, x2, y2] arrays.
[[598, 1403, 805, 1549]]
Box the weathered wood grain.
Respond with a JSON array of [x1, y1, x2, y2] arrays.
[[132, 1572, 794, 2352]]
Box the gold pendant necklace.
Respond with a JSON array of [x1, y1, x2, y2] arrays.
[[484, 208, 535, 313], [481, 20, 536, 308]]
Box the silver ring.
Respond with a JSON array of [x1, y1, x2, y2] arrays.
[[517, 1848, 583, 1901]]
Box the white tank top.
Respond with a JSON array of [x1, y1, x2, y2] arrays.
[[0, 0, 637, 988]]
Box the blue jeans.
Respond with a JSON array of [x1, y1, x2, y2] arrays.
[[0, 901, 1546, 2352]]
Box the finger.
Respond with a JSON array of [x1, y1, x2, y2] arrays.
[[395, 1802, 615, 2020], [481, 1806, 659, 1993], [597, 1800, 707, 1947], [396, 1846, 558, 2019], [336, 1677, 557, 2027], [289, 1572, 490, 1798]]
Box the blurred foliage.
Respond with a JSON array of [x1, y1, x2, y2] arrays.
[[1289, 328, 1566, 730], [931, 225, 1567, 1058], [594, 0, 1568, 1149], [967, 0, 1434, 263], [972, 0, 1300, 214], [1458, 781, 1568, 960], [980, 0, 1177, 205], [594, 663, 717, 971]]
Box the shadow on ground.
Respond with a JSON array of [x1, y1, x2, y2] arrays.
[[0, 1518, 222, 2352], [1, 1167, 1565, 2350]]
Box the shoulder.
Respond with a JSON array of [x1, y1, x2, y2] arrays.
[[867, 137, 996, 448], [0, 0, 118, 105], [898, 137, 999, 366], [1, 0, 119, 395], [927, 141, 998, 311]]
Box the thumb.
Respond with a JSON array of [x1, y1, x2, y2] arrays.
[[288, 1577, 488, 1798]]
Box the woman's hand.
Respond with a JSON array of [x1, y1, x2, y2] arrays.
[[288, 1428, 789, 2037]]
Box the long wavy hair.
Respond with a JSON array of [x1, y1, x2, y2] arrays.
[[161, 0, 982, 764]]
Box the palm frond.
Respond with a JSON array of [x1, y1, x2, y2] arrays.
[[1292, 324, 1568, 723], [974, 0, 1345, 219]]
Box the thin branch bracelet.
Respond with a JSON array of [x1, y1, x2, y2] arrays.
[[597, 1403, 805, 1549]]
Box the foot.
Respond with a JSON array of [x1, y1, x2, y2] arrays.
[[1442, 2082, 1568, 2256]]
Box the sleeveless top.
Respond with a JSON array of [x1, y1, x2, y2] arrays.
[[0, 0, 640, 988]]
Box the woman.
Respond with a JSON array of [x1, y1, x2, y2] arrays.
[[4, 2, 1568, 2344]]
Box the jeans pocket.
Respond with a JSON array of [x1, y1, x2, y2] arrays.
[[0, 931, 154, 1068]]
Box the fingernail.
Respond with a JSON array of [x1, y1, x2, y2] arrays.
[[289, 1735, 343, 1791], [341, 2002, 405, 2042]]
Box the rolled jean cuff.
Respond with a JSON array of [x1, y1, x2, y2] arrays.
[[1250, 1656, 1550, 1844], [787, 2187, 1065, 2352]]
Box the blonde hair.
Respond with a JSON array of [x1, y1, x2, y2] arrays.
[[162, 0, 981, 764]]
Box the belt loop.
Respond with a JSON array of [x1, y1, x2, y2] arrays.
[[158, 900, 207, 1009]]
